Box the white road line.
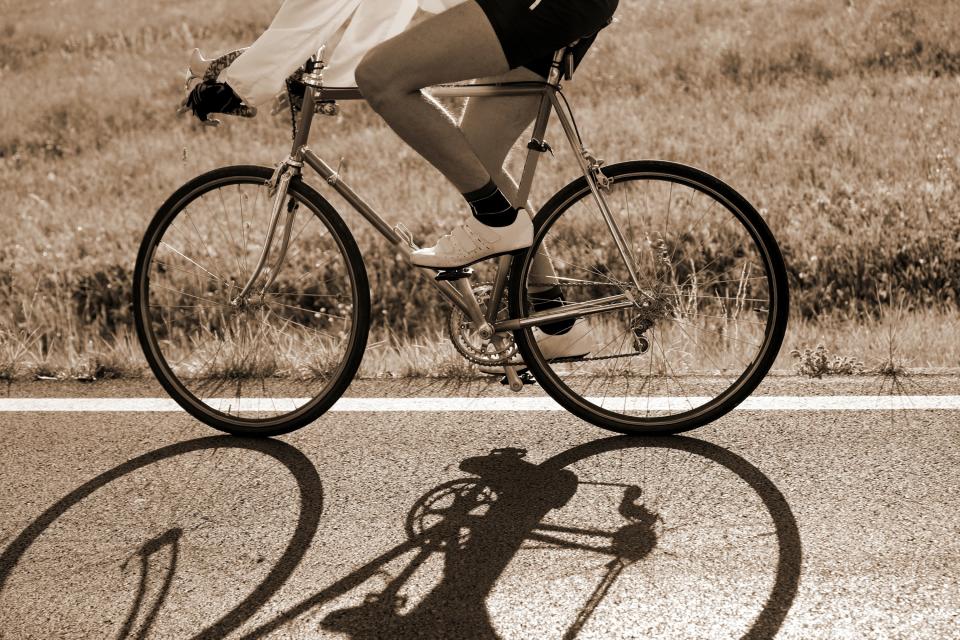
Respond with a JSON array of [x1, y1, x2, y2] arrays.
[[0, 396, 959, 413]]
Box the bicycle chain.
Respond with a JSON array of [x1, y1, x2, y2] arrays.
[[447, 282, 654, 366]]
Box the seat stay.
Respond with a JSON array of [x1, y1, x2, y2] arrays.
[[547, 89, 645, 293]]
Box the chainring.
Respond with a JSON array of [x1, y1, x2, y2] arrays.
[[447, 284, 520, 366]]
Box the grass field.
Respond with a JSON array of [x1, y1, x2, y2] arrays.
[[1, 0, 959, 380]]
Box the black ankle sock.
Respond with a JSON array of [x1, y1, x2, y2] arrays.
[[531, 285, 576, 335], [464, 180, 518, 228]]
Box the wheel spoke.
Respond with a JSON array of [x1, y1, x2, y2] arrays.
[[519, 165, 785, 432], [137, 173, 365, 428]]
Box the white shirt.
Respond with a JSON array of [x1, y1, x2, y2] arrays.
[[224, 0, 465, 107]]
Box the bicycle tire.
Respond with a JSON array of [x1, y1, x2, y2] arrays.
[[134, 165, 370, 436], [508, 160, 789, 435]]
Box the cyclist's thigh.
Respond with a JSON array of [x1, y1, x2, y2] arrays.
[[357, 1, 509, 92], [460, 67, 544, 169], [474, 0, 618, 70]]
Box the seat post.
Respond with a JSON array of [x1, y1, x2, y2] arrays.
[[545, 47, 568, 87]]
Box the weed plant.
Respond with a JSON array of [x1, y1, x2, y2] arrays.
[[2, 0, 959, 377]]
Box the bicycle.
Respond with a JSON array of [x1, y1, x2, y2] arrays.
[[133, 42, 789, 437]]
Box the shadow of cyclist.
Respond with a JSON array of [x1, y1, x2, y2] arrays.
[[322, 447, 582, 639]]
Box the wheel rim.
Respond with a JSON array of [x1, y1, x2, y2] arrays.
[[519, 168, 784, 427], [138, 175, 362, 425]]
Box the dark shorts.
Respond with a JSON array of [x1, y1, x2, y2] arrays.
[[474, 0, 618, 78]]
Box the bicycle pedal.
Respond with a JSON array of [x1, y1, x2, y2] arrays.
[[435, 268, 474, 282], [500, 370, 536, 386]]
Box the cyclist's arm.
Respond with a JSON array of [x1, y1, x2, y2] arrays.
[[222, 0, 371, 106]]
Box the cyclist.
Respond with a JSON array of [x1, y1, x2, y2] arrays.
[[186, 0, 618, 358]]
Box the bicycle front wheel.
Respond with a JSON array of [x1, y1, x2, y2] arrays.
[[509, 161, 788, 435], [134, 165, 370, 436]]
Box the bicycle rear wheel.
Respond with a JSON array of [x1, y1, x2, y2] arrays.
[[509, 161, 788, 435], [134, 165, 370, 436]]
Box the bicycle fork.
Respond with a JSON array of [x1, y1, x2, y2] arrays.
[[233, 48, 324, 306], [231, 162, 300, 304]]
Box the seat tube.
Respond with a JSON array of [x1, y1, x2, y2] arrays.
[[514, 51, 564, 207], [486, 254, 513, 323], [514, 91, 553, 208]]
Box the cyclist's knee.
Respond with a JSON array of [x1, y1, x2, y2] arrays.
[[354, 54, 379, 99], [356, 51, 407, 108]]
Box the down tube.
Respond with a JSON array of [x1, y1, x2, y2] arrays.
[[300, 148, 473, 317]]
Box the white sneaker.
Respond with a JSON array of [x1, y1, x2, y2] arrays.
[[479, 319, 596, 374], [411, 215, 533, 269], [533, 318, 597, 362]]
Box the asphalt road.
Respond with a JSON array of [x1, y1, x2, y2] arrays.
[[0, 376, 957, 639]]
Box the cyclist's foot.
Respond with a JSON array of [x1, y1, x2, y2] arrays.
[[410, 215, 533, 269], [479, 319, 596, 374], [535, 318, 596, 361]]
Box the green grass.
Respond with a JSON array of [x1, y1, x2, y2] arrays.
[[1, 0, 959, 379]]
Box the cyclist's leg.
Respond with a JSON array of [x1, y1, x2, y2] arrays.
[[356, 0, 616, 195], [459, 68, 559, 290], [356, 0, 615, 269], [354, 1, 508, 194], [459, 68, 538, 205]]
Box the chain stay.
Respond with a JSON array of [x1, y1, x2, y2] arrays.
[[447, 282, 652, 366]]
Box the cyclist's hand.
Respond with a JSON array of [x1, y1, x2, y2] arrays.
[[182, 81, 248, 123]]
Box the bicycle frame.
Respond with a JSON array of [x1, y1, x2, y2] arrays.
[[238, 46, 644, 367]]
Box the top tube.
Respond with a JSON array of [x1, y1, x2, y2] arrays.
[[313, 46, 570, 102], [314, 82, 552, 102]]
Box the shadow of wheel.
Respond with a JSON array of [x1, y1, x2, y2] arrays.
[[540, 435, 802, 640], [0, 436, 323, 640]]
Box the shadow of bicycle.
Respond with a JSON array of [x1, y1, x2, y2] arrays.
[[246, 435, 802, 640], [1, 432, 801, 639]]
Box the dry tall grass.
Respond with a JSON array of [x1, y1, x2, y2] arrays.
[[2, 0, 959, 378]]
